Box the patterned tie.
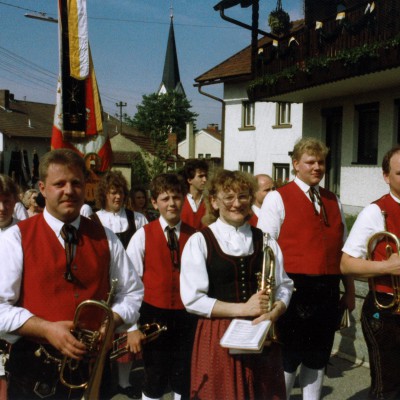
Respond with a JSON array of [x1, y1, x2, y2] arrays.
[[60, 224, 78, 282], [166, 226, 180, 269], [310, 186, 329, 226]]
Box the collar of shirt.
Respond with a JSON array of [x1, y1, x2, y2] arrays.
[[389, 191, 400, 204], [294, 176, 320, 200], [215, 218, 253, 256], [43, 207, 80, 240], [159, 215, 181, 239], [187, 193, 203, 211]]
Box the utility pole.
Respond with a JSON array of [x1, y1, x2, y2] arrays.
[[115, 101, 127, 134]]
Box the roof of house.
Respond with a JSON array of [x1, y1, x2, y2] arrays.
[[0, 99, 54, 139], [195, 19, 304, 85], [201, 128, 222, 141], [0, 95, 147, 144]]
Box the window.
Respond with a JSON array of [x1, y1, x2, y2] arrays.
[[275, 102, 291, 127], [239, 162, 254, 174], [273, 163, 290, 184], [198, 154, 204, 159], [356, 103, 379, 165], [242, 101, 255, 128], [205, 154, 211, 159]]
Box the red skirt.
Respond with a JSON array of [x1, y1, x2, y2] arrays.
[[190, 318, 286, 400]]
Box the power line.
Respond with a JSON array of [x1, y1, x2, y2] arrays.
[[0, 0, 241, 30]]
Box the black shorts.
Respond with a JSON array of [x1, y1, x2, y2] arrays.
[[277, 274, 341, 371]]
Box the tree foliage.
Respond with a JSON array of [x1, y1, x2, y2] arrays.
[[126, 91, 198, 143], [124, 91, 198, 180]]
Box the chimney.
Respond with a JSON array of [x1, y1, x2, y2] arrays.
[[0, 90, 10, 109], [207, 123, 219, 132]]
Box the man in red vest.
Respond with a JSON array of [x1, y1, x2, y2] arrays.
[[341, 146, 400, 400], [248, 174, 275, 227], [126, 173, 197, 400], [0, 149, 144, 399], [258, 137, 355, 400], [180, 159, 208, 230]]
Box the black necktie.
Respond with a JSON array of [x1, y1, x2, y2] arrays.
[[166, 226, 180, 269], [310, 186, 329, 226], [60, 224, 78, 282]]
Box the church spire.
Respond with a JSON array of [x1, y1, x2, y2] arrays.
[[158, 3, 185, 96]]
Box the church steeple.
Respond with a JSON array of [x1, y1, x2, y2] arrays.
[[158, 5, 185, 96]]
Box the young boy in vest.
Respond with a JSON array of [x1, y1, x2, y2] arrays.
[[126, 173, 197, 400]]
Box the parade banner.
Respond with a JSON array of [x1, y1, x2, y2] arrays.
[[51, 0, 112, 173]]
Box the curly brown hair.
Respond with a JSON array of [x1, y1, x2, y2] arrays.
[[95, 170, 129, 210], [202, 169, 257, 226]]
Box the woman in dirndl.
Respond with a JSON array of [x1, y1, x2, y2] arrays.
[[180, 169, 294, 400]]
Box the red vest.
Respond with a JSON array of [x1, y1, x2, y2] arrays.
[[278, 182, 344, 274], [18, 214, 110, 324], [143, 220, 195, 309], [180, 197, 205, 231], [248, 212, 258, 228], [370, 194, 400, 293]]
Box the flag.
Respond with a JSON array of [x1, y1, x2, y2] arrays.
[[52, 0, 112, 172]]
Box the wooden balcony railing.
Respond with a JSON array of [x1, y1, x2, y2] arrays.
[[248, 0, 400, 101]]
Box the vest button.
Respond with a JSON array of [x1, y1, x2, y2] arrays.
[[74, 293, 79, 298], [72, 265, 78, 270]]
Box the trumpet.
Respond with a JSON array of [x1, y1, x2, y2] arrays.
[[367, 212, 400, 314], [110, 323, 168, 361], [59, 279, 118, 399], [256, 233, 278, 342]]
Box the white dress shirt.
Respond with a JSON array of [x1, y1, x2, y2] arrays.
[[257, 177, 347, 241], [0, 208, 144, 343], [126, 216, 181, 279], [251, 204, 261, 218], [180, 218, 293, 318], [125, 216, 181, 332], [13, 202, 28, 221], [341, 193, 400, 259], [96, 208, 148, 234], [80, 203, 94, 218], [186, 193, 203, 212]]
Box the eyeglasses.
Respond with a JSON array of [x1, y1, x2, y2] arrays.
[[218, 193, 251, 207]]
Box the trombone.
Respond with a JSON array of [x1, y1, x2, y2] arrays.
[[110, 323, 168, 361]]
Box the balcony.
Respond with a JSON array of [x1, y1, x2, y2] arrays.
[[248, 0, 400, 103]]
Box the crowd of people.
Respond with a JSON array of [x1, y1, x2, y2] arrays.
[[0, 139, 399, 400]]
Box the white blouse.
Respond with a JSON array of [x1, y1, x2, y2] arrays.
[[180, 218, 293, 318]]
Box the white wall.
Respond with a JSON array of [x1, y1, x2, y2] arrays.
[[178, 129, 221, 159], [303, 86, 400, 211], [223, 82, 302, 177]]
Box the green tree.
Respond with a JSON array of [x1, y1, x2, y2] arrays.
[[125, 91, 198, 179], [126, 91, 198, 143]]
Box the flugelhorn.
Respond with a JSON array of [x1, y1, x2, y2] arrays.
[[110, 322, 168, 361], [256, 233, 277, 342], [59, 279, 118, 399], [367, 211, 400, 314]]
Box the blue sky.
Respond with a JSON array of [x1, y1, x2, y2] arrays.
[[0, 0, 303, 129]]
